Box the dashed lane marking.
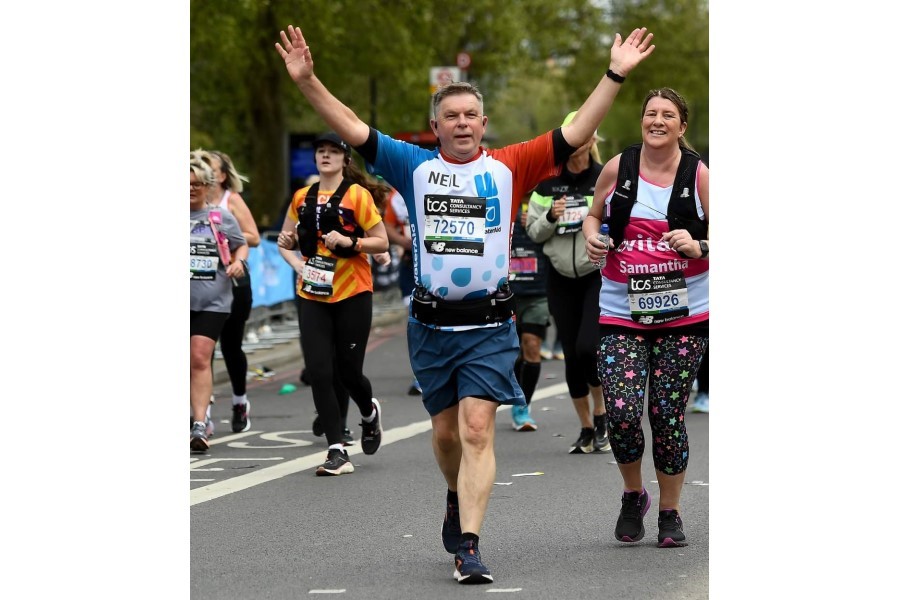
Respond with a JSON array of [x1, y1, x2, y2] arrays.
[[190, 382, 568, 506]]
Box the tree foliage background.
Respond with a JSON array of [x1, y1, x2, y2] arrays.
[[191, 0, 708, 227]]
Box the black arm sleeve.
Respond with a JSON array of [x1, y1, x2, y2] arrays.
[[552, 127, 578, 165], [354, 127, 380, 165]]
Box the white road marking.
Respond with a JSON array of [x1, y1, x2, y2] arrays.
[[208, 431, 257, 446], [487, 589, 523, 593], [190, 457, 284, 469], [308, 590, 346, 594], [191, 383, 569, 506]]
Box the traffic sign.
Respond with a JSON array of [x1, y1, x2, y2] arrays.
[[456, 52, 471, 70], [429, 66, 461, 94]]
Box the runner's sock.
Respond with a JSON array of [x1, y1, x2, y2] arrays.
[[520, 361, 540, 405], [232, 394, 248, 406]]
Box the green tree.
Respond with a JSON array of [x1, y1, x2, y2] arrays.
[[191, 0, 708, 226]]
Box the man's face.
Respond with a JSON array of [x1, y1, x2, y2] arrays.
[[430, 93, 487, 161]]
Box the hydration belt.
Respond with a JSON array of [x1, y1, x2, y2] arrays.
[[411, 285, 516, 327]]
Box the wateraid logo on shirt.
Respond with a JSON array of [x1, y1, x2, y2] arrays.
[[475, 173, 502, 233]]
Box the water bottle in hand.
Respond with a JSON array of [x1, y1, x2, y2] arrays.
[[595, 223, 611, 269]]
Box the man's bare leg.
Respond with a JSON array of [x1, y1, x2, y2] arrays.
[[456, 396, 497, 534]]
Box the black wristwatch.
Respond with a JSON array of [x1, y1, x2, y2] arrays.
[[698, 240, 709, 258]]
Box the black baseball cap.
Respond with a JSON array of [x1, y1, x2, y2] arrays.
[[313, 132, 351, 155]]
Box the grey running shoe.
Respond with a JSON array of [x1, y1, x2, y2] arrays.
[[360, 398, 383, 455], [190, 421, 209, 452], [569, 427, 595, 454], [615, 488, 651, 542], [593, 424, 611, 453], [315, 448, 354, 476], [453, 539, 493, 584], [657, 509, 688, 548]]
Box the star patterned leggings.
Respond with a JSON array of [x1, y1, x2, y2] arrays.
[[598, 331, 708, 475]]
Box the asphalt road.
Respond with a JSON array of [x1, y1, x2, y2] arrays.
[[191, 320, 709, 599]]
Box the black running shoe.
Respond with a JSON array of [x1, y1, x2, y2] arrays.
[[360, 398, 382, 455], [231, 401, 250, 433], [342, 427, 355, 446], [312, 413, 323, 437], [615, 488, 651, 542], [315, 448, 354, 476], [569, 427, 595, 454], [453, 539, 493, 584], [657, 509, 688, 548], [442, 496, 462, 553]]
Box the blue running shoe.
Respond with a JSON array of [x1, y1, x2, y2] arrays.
[[453, 539, 493, 584], [691, 392, 709, 413], [511, 405, 537, 431]]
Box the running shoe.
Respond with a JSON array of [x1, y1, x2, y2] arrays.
[[315, 448, 354, 476], [204, 415, 215, 438], [442, 496, 462, 553], [539, 348, 553, 361], [593, 420, 611, 453], [312, 413, 323, 437], [408, 378, 422, 396], [231, 400, 251, 433], [190, 421, 209, 452], [511, 405, 537, 431], [691, 392, 709, 413], [453, 539, 493, 584], [552, 350, 565, 361], [615, 488, 651, 542], [342, 427, 355, 446], [657, 509, 688, 548], [569, 427, 595, 454], [360, 398, 383, 455]]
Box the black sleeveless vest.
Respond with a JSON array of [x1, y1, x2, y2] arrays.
[[603, 144, 707, 248], [295, 179, 365, 258]]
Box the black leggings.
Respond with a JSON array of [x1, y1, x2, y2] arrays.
[[546, 267, 601, 398], [295, 294, 350, 425], [299, 292, 375, 445], [696, 347, 709, 394], [220, 284, 252, 397]]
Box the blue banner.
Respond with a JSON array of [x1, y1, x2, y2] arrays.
[[247, 239, 297, 308]]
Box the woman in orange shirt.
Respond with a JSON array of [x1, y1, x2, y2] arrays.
[[277, 132, 390, 476]]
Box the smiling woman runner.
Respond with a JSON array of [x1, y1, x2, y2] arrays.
[[583, 87, 709, 549]]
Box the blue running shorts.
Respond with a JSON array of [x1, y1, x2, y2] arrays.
[[407, 320, 526, 416]]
